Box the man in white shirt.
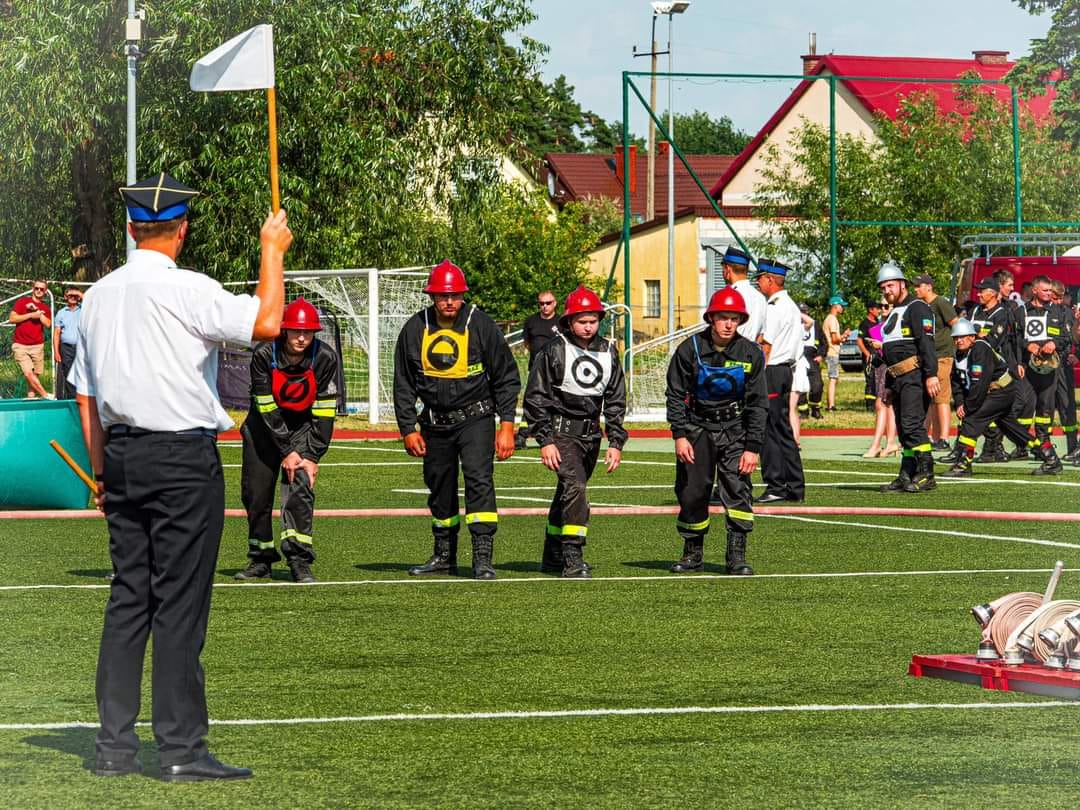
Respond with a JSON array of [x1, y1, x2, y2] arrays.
[[721, 245, 766, 341], [755, 259, 806, 503], [73, 173, 293, 782]]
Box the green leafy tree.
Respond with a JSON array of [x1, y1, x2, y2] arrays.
[[0, 1, 542, 281], [1008, 0, 1080, 143], [751, 88, 1080, 305], [662, 109, 751, 154]]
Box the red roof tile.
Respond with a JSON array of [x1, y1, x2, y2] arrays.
[[709, 54, 1058, 200]]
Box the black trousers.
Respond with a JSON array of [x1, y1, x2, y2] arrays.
[[959, 386, 1030, 450], [761, 364, 805, 500], [1027, 365, 1058, 443], [863, 359, 878, 407], [807, 358, 824, 409], [889, 370, 931, 451], [96, 432, 223, 767], [240, 422, 316, 564], [1055, 362, 1078, 448], [676, 425, 754, 537], [57, 342, 77, 399], [422, 416, 497, 538], [545, 433, 600, 544]]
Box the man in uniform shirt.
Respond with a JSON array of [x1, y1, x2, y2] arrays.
[[754, 259, 805, 503], [72, 173, 293, 781], [393, 260, 521, 579], [942, 319, 1030, 478], [666, 287, 767, 575], [517, 290, 562, 448], [235, 297, 339, 584], [1019, 275, 1068, 474], [876, 261, 940, 493]]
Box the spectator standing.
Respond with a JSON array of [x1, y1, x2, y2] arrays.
[[857, 301, 883, 412], [913, 274, 959, 449], [822, 295, 850, 411], [53, 286, 82, 399], [517, 290, 562, 448], [9, 279, 54, 399]]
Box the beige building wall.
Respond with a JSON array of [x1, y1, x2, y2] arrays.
[[589, 216, 701, 339], [722, 77, 878, 207]]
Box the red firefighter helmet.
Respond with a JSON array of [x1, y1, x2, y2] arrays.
[[280, 297, 321, 331], [704, 287, 749, 324], [560, 285, 604, 326], [423, 260, 469, 294]]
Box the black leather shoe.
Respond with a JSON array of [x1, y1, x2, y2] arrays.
[[94, 757, 143, 777], [753, 492, 787, 504], [160, 754, 253, 782]]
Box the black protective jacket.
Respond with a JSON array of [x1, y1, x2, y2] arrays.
[[246, 338, 338, 462], [665, 327, 768, 453], [393, 303, 520, 435], [953, 338, 1009, 416], [522, 331, 628, 450], [880, 294, 937, 381], [969, 301, 1015, 366], [1018, 300, 1069, 365]]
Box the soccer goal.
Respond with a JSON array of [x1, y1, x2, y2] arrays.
[[624, 323, 699, 420]]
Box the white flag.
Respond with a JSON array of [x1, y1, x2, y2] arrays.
[[190, 24, 275, 92]]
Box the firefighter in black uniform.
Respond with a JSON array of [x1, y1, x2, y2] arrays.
[[666, 287, 767, 575], [1019, 275, 1067, 474], [523, 286, 627, 578], [945, 277, 1033, 464], [796, 302, 824, 419], [393, 260, 520, 579], [877, 261, 940, 493], [236, 297, 338, 584], [942, 319, 1031, 477], [1051, 280, 1080, 463]]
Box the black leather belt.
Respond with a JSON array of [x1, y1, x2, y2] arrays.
[[693, 402, 743, 423], [426, 399, 494, 427], [107, 425, 218, 439], [552, 415, 599, 437]]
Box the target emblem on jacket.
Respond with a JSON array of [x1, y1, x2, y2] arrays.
[[271, 367, 317, 411], [426, 335, 460, 371], [558, 339, 612, 396]]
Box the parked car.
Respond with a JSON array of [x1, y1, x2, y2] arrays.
[[839, 330, 865, 372]]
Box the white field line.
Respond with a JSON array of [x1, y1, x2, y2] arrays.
[[1, 568, 1074, 593], [2, 700, 1076, 731]]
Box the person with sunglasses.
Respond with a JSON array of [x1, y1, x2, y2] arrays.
[[517, 291, 562, 448], [52, 286, 83, 399], [8, 279, 54, 399]]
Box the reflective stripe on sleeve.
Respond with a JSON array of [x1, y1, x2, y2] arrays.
[[727, 509, 754, 522], [676, 517, 710, 532], [432, 515, 461, 528], [560, 524, 588, 537], [465, 512, 499, 524]]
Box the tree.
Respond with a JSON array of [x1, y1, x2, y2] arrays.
[[0, 1, 542, 280], [1008, 0, 1080, 144], [663, 109, 751, 155], [750, 88, 1080, 306]]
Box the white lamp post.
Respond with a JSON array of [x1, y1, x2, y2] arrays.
[[650, 1, 689, 336]]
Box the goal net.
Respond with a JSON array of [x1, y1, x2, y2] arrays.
[[0, 280, 57, 398], [625, 324, 700, 420]]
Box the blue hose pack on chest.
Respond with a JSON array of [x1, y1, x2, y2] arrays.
[[693, 335, 746, 403]]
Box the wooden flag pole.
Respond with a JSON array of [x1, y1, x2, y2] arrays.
[[267, 86, 280, 213]]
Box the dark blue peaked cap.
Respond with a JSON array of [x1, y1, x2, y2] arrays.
[[722, 245, 750, 267], [120, 173, 199, 222]]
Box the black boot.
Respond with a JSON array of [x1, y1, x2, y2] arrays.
[[976, 432, 1007, 463], [725, 532, 754, 576], [1006, 444, 1031, 462], [1033, 444, 1064, 476], [408, 533, 457, 576], [880, 453, 916, 493], [287, 558, 316, 584], [905, 451, 936, 492], [561, 542, 591, 579], [540, 533, 564, 573], [938, 439, 963, 465], [471, 534, 496, 580], [810, 405, 822, 419], [234, 560, 272, 580], [942, 455, 973, 478], [670, 537, 704, 573]]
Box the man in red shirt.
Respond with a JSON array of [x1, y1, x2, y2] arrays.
[[8, 279, 54, 399]]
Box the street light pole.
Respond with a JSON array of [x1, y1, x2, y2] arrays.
[[648, 13, 658, 222]]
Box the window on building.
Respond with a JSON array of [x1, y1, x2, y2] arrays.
[[644, 280, 661, 318]]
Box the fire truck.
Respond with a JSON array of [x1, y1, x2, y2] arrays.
[[955, 233, 1080, 385]]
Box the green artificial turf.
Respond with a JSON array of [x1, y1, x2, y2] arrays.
[[2, 439, 1079, 807]]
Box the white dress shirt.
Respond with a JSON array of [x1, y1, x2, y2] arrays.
[[72, 249, 260, 431], [731, 278, 766, 342], [762, 289, 804, 366]]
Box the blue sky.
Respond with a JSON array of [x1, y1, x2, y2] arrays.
[[522, 1, 1053, 141]]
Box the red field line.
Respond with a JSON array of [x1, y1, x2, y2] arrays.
[[5, 506, 1079, 521]]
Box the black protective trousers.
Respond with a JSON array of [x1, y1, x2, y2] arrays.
[[240, 421, 316, 564], [1027, 366, 1058, 444], [1055, 362, 1078, 450], [545, 432, 600, 544], [422, 416, 497, 538], [676, 425, 754, 538], [96, 432, 223, 767], [807, 358, 824, 409], [761, 364, 805, 500], [890, 369, 932, 450], [958, 386, 1031, 450]]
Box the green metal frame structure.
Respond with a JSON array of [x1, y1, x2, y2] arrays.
[[617, 69, 1080, 351]]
